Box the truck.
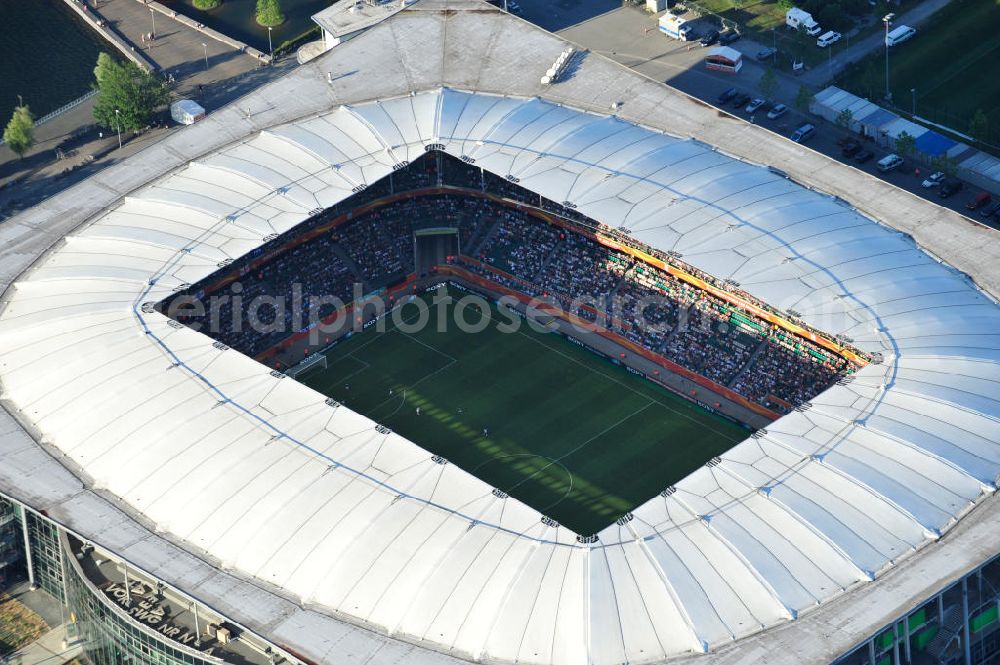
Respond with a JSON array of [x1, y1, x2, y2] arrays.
[[785, 7, 821, 36], [659, 14, 694, 40]]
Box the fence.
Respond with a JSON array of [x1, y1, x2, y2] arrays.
[[0, 90, 98, 147]]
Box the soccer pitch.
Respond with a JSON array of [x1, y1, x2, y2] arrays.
[[302, 288, 748, 534]]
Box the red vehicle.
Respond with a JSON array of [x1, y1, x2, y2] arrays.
[[966, 191, 992, 210]]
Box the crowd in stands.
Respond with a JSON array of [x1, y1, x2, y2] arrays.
[[337, 204, 415, 282], [479, 211, 562, 281], [163, 150, 856, 410]]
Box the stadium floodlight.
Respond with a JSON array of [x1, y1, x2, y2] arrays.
[[882, 13, 895, 101]]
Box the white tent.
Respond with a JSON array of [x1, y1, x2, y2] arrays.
[[170, 99, 205, 125]]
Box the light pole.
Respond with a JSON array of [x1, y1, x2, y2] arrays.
[[202, 42, 208, 70], [882, 13, 894, 102], [911, 88, 916, 116], [149, 7, 156, 38], [267, 26, 273, 59], [114, 109, 122, 150]]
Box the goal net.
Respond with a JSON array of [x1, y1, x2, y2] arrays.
[[285, 353, 328, 379]]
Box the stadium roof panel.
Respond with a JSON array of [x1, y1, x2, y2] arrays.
[[1, 2, 999, 665]]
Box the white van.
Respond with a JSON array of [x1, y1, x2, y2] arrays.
[[790, 123, 816, 143], [816, 31, 842, 47], [886, 25, 916, 46], [877, 154, 904, 172]]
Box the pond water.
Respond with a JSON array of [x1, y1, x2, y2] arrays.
[[162, 0, 332, 52], [0, 0, 110, 127]]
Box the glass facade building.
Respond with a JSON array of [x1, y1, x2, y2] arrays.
[[0, 497, 25, 586], [62, 536, 225, 665], [25, 510, 65, 600], [834, 553, 1000, 665]]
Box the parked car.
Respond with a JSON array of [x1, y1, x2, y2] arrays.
[[939, 179, 964, 198], [841, 141, 862, 158], [980, 201, 1000, 218], [921, 171, 945, 188], [756, 46, 777, 60], [700, 30, 720, 46], [854, 149, 874, 163], [719, 30, 741, 44], [876, 154, 904, 172], [731, 92, 752, 108], [965, 191, 992, 210], [790, 123, 816, 143], [745, 98, 766, 113], [816, 31, 842, 47], [718, 87, 738, 104], [767, 103, 788, 119]]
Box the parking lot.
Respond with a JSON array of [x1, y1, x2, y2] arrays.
[[544, 2, 999, 228]]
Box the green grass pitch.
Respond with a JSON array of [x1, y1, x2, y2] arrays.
[[301, 288, 748, 535]]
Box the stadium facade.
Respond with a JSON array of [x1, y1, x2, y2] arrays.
[[0, 2, 998, 665]]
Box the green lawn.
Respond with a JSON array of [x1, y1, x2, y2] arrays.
[[301, 289, 748, 535], [688, 0, 883, 70], [837, 0, 1000, 146]]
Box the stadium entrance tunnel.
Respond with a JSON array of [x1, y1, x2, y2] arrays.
[[156, 150, 869, 534]]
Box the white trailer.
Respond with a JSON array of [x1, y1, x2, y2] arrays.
[[786, 7, 820, 36], [659, 14, 694, 40]]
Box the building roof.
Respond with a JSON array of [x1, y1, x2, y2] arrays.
[[706, 46, 741, 63], [913, 130, 957, 157], [1, 2, 999, 665], [312, 0, 411, 39], [858, 107, 897, 128]]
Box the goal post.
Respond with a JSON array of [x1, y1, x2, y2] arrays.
[[285, 353, 328, 379]]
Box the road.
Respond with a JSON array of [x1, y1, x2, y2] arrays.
[[552, 0, 997, 228]]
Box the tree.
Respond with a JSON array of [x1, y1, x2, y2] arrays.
[[3, 104, 35, 159], [835, 107, 854, 131], [92, 54, 169, 132], [94, 52, 115, 86], [861, 60, 879, 100], [794, 85, 813, 111], [931, 154, 958, 177], [255, 0, 285, 27], [193, 0, 222, 8], [968, 108, 989, 144], [894, 131, 916, 159], [758, 67, 777, 100], [817, 4, 848, 31], [778, 0, 793, 9]]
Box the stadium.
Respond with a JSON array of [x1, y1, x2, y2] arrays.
[[1, 2, 999, 665]]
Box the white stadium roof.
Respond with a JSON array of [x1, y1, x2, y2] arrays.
[[1, 2, 998, 665]]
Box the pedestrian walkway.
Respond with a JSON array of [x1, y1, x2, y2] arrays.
[[88, 0, 259, 82], [2, 625, 83, 665]]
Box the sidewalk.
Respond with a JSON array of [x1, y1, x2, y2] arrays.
[[89, 0, 259, 82], [3, 625, 82, 665]]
